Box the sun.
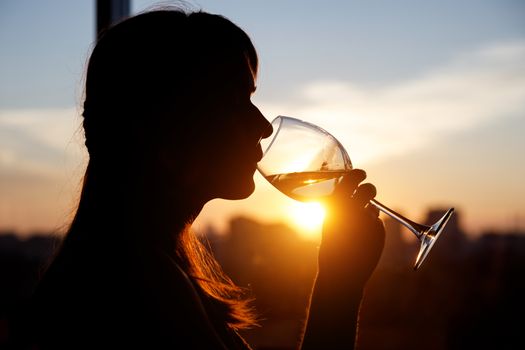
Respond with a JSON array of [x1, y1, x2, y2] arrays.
[[288, 201, 326, 241]]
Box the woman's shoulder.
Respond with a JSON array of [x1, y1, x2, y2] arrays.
[[132, 246, 202, 308], [28, 241, 231, 348], [131, 246, 236, 348]]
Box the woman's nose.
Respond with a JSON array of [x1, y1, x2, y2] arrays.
[[252, 104, 273, 139], [261, 118, 273, 139]]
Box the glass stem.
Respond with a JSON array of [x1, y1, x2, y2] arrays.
[[369, 199, 429, 239]]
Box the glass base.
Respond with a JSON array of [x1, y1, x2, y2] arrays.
[[413, 208, 455, 270]]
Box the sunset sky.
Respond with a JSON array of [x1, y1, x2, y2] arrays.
[[1, 0, 524, 239]]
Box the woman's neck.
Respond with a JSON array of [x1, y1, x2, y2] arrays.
[[74, 166, 206, 249]]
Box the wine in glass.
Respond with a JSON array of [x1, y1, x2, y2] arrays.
[[257, 115, 454, 270]]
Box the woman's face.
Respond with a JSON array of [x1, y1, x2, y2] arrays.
[[171, 55, 272, 202], [205, 58, 272, 200]]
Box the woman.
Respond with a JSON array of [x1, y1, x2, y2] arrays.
[[25, 7, 384, 349]]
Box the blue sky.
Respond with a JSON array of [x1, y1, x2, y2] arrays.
[[1, 0, 524, 236], [2, 0, 524, 107]]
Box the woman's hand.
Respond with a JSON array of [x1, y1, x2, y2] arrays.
[[300, 169, 385, 349], [318, 169, 385, 292]]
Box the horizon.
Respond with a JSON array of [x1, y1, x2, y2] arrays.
[[2, 204, 523, 242]]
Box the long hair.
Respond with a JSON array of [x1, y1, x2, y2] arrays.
[[177, 226, 257, 330], [69, 8, 259, 330]]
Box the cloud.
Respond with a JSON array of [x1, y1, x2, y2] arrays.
[[0, 108, 86, 179], [0, 108, 86, 233], [258, 41, 525, 165], [3, 41, 523, 179], [1, 41, 524, 234]]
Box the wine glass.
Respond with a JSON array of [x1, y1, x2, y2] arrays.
[[257, 115, 454, 270]]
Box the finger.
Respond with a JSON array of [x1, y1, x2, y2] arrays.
[[333, 169, 366, 196], [352, 183, 377, 207], [365, 203, 380, 218]]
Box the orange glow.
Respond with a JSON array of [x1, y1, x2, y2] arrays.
[[287, 201, 325, 241]]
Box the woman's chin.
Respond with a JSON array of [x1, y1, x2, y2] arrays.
[[217, 178, 256, 200]]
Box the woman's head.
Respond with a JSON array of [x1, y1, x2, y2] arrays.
[[82, 8, 271, 202], [64, 9, 266, 331]]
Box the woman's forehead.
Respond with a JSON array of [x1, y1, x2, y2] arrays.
[[241, 54, 257, 92], [222, 54, 256, 93]]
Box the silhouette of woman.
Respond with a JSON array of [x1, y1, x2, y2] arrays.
[[25, 7, 384, 350]]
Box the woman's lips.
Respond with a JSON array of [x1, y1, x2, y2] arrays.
[[255, 145, 263, 162]]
